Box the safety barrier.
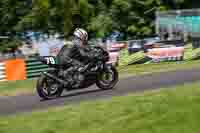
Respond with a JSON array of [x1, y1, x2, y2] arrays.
[[0, 57, 51, 81], [0, 62, 6, 81], [5, 59, 27, 81], [26, 58, 49, 79]]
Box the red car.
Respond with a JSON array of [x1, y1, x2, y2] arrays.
[[107, 48, 120, 66]]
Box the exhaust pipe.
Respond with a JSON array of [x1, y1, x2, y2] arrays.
[[43, 72, 68, 86]]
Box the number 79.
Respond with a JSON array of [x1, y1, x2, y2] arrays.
[[45, 57, 55, 64]]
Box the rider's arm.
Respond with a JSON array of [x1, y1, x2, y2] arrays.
[[57, 45, 80, 66], [78, 46, 98, 60]]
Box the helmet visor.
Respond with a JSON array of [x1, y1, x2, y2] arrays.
[[72, 36, 83, 46]]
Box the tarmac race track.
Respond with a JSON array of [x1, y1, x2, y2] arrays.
[[1, 68, 200, 116]]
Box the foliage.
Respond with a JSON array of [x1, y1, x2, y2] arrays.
[[0, 0, 191, 51]]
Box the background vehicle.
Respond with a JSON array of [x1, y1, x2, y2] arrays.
[[128, 40, 143, 54], [107, 47, 120, 66]]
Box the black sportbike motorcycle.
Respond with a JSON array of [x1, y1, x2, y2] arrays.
[[36, 46, 119, 100]]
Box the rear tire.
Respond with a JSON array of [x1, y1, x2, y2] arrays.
[[96, 65, 119, 90], [36, 74, 63, 100]]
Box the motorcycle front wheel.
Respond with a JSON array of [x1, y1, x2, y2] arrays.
[[96, 65, 118, 90], [36, 74, 63, 100]]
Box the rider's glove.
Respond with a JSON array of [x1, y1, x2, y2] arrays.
[[78, 67, 85, 73], [71, 60, 82, 67]]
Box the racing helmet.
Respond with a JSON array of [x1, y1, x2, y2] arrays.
[[73, 28, 88, 42]]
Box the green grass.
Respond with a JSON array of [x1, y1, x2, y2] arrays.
[[119, 49, 146, 66], [0, 79, 36, 96], [119, 59, 200, 77], [1, 81, 200, 133], [183, 44, 200, 60]]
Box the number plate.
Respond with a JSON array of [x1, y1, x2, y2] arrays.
[[44, 56, 57, 65]]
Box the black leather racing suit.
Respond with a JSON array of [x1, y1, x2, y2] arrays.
[[57, 44, 95, 66], [56, 43, 96, 87]]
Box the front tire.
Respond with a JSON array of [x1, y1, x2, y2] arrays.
[[96, 65, 119, 90], [36, 74, 63, 100]]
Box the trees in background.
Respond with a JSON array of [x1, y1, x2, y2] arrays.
[[0, 0, 32, 52], [0, 0, 191, 51]]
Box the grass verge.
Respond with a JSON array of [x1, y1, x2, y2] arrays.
[[119, 60, 200, 77], [0, 79, 36, 96], [1, 81, 200, 133]]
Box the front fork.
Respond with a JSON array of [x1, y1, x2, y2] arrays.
[[103, 63, 113, 71]]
